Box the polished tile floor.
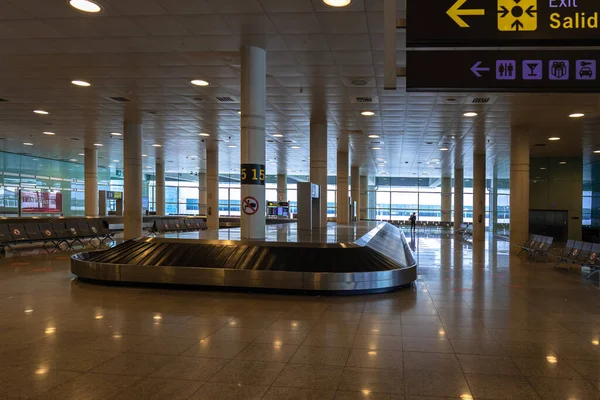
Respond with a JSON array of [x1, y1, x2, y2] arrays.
[[0, 228, 599, 399]]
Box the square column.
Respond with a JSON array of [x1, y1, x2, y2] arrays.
[[277, 174, 287, 202], [84, 147, 98, 216], [360, 175, 368, 220], [240, 45, 266, 240], [198, 172, 207, 216], [473, 153, 486, 242]]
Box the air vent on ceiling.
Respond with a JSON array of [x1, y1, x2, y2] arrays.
[[350, 79, 369, 86], [0, 98, 8, 102], [193, 97, 203, 102], [217, 96, 235, 103], [109, 97, 130, 102], [282, 140, 293, 143], [534, 143, 547, 147], [267, 140, 274, 143], [146, 111, 159, 115], [70, 137, 81, 141], [355, 97, 372, 103], [471, 97, 490, 104], [342, 130, 363, 135]]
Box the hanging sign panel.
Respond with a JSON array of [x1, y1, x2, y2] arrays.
[[407, 50, 600, 92], [407, 0, 600, 47]]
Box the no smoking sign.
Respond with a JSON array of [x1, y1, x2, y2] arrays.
[[242, 196, 259, 216]]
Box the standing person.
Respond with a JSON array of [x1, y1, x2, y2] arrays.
[[409, 212, 417, 235]]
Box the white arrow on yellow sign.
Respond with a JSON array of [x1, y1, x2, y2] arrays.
[[447, 0, 486, 28]]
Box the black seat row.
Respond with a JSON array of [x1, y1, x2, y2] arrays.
[[0, 219, 114, 251], [516, 234, 554, 258], [152, 218, 207, 234], [553, 240, 600, 280]]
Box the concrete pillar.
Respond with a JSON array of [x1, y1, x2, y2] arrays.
[[240, 46, 266, 240], [336, 150, 349, 224], [84, 147, 98, 216], [351, 166, 360, 222], [510, 127, 530, 249], [155, 156, 165, 216], [360, 175, 368, 220], [123, 117, 143, 239], [310, 122, 328, 227], [206, 149, 219, 229], [454, 168, 464, 226], [277, 174, 287, 202], [198, 172, 207, 216], [490, 165, 499, 234], [441, 176, 451, 223], [473, 153, 486, 242]]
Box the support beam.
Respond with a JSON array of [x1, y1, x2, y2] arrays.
[[473, 153, 486, 242], [510, 127, 530, 250], [337, 150, 349, 224], [240, 45, 267, 240], [310, 122, 328, 228], [198, 172, 207, 216], [84, 147, 98, 217], [277, 174, 287, 202], [454, 168, 464, 226], [155, 156, 165, 216], [441, 176, 451, 223], [123, 117, 143, 239], [351, 166, 360, 222], [206, 149, 219, 229]]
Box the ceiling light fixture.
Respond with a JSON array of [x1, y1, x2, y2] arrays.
[[23, 142, 33, 146], [199, 133, 210, 137], [43, 132, 55, 136], [322, 0, 352, 7], [191, 79, 210, 86], [110, 132, 122, 136], [361, 111, 375, 116], [142, 154, 148, 157], [291, 146, 300, 149], [34, 110, 49, 115], [69, 0, 102, 12], [569, 113, 585, 118], [152, 144, 162, 147], [440, 147, 449, 151], [463, 112, 478, 117], [78, 153, 84, 156], [594, 150, 600, 154], [372, 147, 382, 150], [548, 137, 561, 141], [559, 161, 567, 165], [368, 134, 380, 138], [113, 159, 120, 163], [94, 143, 103, 147], [228, 145, 237, 148], [69, 159, 77, 162], [273, 134, 284, 138], [71, 80, 91, 87]]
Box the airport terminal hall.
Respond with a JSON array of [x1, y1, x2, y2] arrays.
[[2, 0, 600, 399]]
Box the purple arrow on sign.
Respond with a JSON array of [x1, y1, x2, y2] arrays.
[[471, 61, 490, 78]]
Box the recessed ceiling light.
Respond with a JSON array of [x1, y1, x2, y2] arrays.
[[142, 154, 148, 157], [372, 147, 382, 150], [191, 79, 210, 86], [440, 147, 449, 151], [540, 167, 547, 170], [559, 161, 567, 165], [78, 153, 84, 156], [199, 133, 210, 137], [43, 132, 55, 136], [569, 113, 585, 118], [23, 142, 33, 146], [322, 0, 352, 7], [237, 111, 242, 115], [291, 146, 300, 149], [146, 166, 152, 168], [594, 150, 600, 154], [273, 134, 284, 138], [69, 0, 102, 12], [361, 111, 375, 116], [69, 159, 77, 162], [548, 137, 561, 141], [94, 143, 103, 147], [113, 159, 120, 163], [110, 132, 122, 136], [368, 134, 380, 138], [152, 144, 162, 147], [34, 110, 49, 115], [463, 112, 478, 117], [228, 145, 237, 148], [71, 80, 91, 87]]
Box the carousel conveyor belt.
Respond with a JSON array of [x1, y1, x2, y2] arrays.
[[71, 222, 417, 293]]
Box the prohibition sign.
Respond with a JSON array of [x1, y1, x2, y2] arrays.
[[242, 196, 259, 215]]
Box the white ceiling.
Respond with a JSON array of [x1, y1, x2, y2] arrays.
[[0, 0, 599, 181]]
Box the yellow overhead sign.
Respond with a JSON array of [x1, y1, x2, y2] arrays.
[[498, 0, 538, 31]]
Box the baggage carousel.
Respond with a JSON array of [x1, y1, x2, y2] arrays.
[[71, 222, 417, 293]]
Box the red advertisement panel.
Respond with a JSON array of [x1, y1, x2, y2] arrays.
[[21, 191, 63, 214]]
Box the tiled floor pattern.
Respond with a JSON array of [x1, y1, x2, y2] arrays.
[[0, 231, 599, 399]]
